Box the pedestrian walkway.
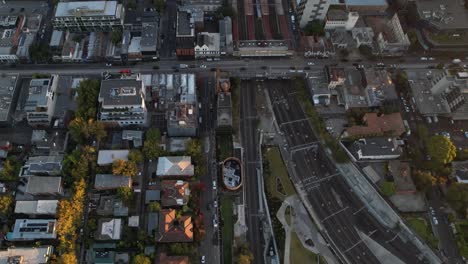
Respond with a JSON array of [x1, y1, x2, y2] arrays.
[[276, 195, 338, 264]]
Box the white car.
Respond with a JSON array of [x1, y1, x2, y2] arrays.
[[307, 62, 315, 66], [212, 180, 217, 190], [429, 57, 435, 61], [201, 256, 206, 263], [106, 63, 112, 67], [200, 64, 207, 68], [213, 218, 218, 228], [420, 57, 428, 61]]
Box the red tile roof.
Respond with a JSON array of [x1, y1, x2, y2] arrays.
[[346, 113, 405, 138]]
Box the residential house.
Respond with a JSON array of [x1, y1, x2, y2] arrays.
[[97, 150, 129, 165], [24, 176, 63, 197], [96, 195, 129, 216], [98, 77, 147, 127], [94, 174, 132, 190], [345, 113, 406, 138], [362, 68, 398, 107], [453, 161, 468, 184], [20, 155, 63, 176], [156, 156, 194, 178], [24, 76, 59, 126], [122, 130, 143, 147], [96, 218, 122, 240], [145, 190, 161, 204], [53, 1, 124, 32], [156, 209, 193, 242], [6, 219, 57, 241], [161, 180, 190, 207], [30, 130, 68, 155], [14, 200, 59, 216], [0, 246, 54, 264]]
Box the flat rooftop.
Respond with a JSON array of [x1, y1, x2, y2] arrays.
[[7, 219, 57, 241], [55, 1, 119, 17], [415, 0, 468, 30], [99, 79, 143, 107], [177, 11, 194, 36], [25, 78, 52, 111], [0, 74, 18, 122], [406, 69, 450, 115], [141, 22, 158, 51], [0, 246, 53, 263], [346, 0, 388, 6]]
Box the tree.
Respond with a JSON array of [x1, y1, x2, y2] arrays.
[[0, 195, 13, 217], [56, 252, 77, 264], [146, 128, 161, 141], [148, 201, 161, 212], [76, 79, 101, 120], [69, 118, 107, 143], [426, 135, 457, 165], [215, 2, 236, 19], [153, 0, 166, 12], [412, 170, 435, 193], [117, 187, 134, 204], [238, 254, 253, 264], [29, 43, 50, 63], [446, 183, 468, 214], [132, 254, 151, 264], [129, 149, 144, 164], [111, 30, 122, 44], [0, 158, 19, 181], [112, 160, 138, 177], [303, 20, 324, 36], [380, 181, 396, 196]]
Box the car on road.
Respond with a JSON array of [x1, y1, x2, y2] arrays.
[[213, 218, 218, 228], [200, 64, 207, 68], [432, 217, 438, 225], [465, 131, 468, 138], [420, 57, 428, 61], [201, 255, 206, 263], [214, 200, 218, 208], [307, 62, 315, 66], [429, 57, 435, 61], [212, 180, 217, 190], [106, 63, 112, 67]]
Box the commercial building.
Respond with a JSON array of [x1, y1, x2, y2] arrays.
[[6, 219, 57, 241], [53, 1, 125, 32], [194, 32, 220, 58], [167, 103, 198, 136], [14, 200, 59, 216], [344, 0, 388, 14], [345, 137, 403, 161], [0, 73, 19, 126], [25, 76, 59, 126], [98, 77, 147, 127], [364, 14, 410, 55], [161, 180, 190, 207], [156, 209, 193, 242], [176, 10, 195, 58], [406, 69, 468, 120], [94, 174, 132, 190], [181, 0, 222, 12], [362, 68, 398, 107], [156, 156, 194, 178], [296, 0, 332, 28], [307, 70, 331, 106], [0, 246, 54, 264], [324, 10, 359, 31], [219, 16, 233, 55], [140, 21, 158, 58]]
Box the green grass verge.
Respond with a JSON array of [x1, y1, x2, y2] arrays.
[[406, 217, 439, 249], [455, 221, 468, 258], [264, 147, 296, 200], [290, 231, 320, 263], [217, 135, 233, 161], [221, 196, 234, 264]]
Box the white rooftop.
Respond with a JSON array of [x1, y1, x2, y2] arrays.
[[0, 246, 54, 264], [100, 218, 121, 240], [156, 156, 194, 177], [55, 1, 119, 17], [14, 200, 59, 215], [97, 150, 129, 165]]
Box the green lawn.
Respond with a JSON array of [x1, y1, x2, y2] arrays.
[[290, 231, 320, 263], [265, 147, 296, 200], [217, 135, 233, 161], [221, 196, 234, 264], [406, 217, 439, 249]]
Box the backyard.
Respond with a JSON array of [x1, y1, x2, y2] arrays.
[[406, 217, 439, 249], [221, 196, 235, 264]]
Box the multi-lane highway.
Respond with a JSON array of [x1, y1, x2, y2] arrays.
[[267, 79, 436, 264]]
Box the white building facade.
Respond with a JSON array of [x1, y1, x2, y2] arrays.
[[25, 75, 59, 126], [296, 0, 332, 28]]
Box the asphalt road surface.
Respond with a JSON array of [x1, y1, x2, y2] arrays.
[[267, 80, 434, 264], [240, 80, 264, 264]]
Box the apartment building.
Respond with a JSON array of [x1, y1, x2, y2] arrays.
[[24, 76, 59, 126], [296, 0, 332, 28], [98, 77, 147, 127], [53, 1, 125, 32]]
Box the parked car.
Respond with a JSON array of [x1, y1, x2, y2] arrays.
[[201, 255, 206, 263], [212, 180, 217, 190]]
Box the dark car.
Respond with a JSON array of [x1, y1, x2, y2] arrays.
[[261, 66, 267, 70]]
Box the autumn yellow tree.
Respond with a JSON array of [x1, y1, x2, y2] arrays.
[[56, 252, 78, 264], [113, 160, 138, 177]]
